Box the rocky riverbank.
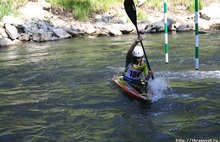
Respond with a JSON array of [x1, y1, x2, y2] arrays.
[[0, 0, 220, 47]]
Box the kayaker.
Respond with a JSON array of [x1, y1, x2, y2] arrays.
[[123, 36, 153, 93]]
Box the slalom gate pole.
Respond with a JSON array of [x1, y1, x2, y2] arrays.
[[195, 0, 199, 70], [164, 0, 168, 64]]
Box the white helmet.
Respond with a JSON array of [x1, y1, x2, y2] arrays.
[[132, 46, 144, 57]]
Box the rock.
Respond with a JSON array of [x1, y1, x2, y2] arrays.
[[84, 23, 96, 35], [2, 16, 24, 26], [36, 21, 49, 32], [110, 17, 126, 24], [210, 23, 220, 30], [0, 22, 4, 27], [5, 24, 19, 40], [0, 0, 219, 47], [109, 29, 122, 36], [52, 28, 72, 39], [137, 0, 146, 7], [200, 3, 220, 19], [19, 2, 52, 20], [32, 29, 52, 42], [0, 38, 12, 47], [38, 0, 51, 11], [18, 33, 30, 41], [65, 28, 84, 37], [149, 18, 175, 33], [0, 28, 8, 38], [199, 18, 211, 30], [176, 23, 194, 32], [150, 20, 163, 33], [10, 39, 23, 45]]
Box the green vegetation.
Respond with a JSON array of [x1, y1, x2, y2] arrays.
[[0, 1, 12, 20], [189, 0, 203, 13], [0, 0, 215, 21], [46, 0, 122, 21], [0, 0, 28, 20]]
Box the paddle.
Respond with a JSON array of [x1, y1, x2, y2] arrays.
[[124, 0, 154, 80]]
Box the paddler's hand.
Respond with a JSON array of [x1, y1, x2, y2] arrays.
[[145, 70, 154, 81], [148, 70, 154, 79], [135, 36, 142, 43]]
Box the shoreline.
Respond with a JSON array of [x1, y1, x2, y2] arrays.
[[0, 1, 220, 47]]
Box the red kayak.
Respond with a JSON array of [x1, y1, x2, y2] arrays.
[[113, 74, 153, 101]]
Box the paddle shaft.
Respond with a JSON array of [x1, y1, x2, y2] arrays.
[[135, 26, 152, 71], [124, 0, 154, 79]]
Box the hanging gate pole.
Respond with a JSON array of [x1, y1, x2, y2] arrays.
[[164, 0, 169, 64], [195, 0, 199, 70]]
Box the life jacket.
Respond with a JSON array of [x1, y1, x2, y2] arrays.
[[123, 60, 145, 81]]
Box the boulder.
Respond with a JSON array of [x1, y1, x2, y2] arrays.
[[19, 2, 51, 20], [200, 3, 220, 19], [0, 28, 8, 38], [65, 28, 84, 37], [32, 29, 52, 42], [112, 23, 134, 34], [2, 16, 24, 26], [36, 21, 49, 32], [84, 23, 96, 35], [109, 29, 122, 36], [0, 38, 12, 47], [5, 24, 19, 40], [18, 33, 30, 41], [176, 23, 194, 32], [149, 18, 175, 33], [210, 23, 220, 30], [52, 28, 72, 39]]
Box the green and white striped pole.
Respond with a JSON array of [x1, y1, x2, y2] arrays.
[[164, 0, 168, 64], [195, 0, 199, 70]]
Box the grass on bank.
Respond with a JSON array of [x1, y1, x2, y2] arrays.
[[46, 0, 122, 21], [0, 0, 28, 20], [0, 0, 213, 21]]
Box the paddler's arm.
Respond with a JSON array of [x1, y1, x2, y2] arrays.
[[126, 36, 142, 56], [143, 61, 154, 81]]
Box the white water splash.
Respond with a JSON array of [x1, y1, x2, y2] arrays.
[[149, 77, 170, 102], [156, 70, 220, 80]]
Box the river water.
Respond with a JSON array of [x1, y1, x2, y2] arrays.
[[0, 31, 220, 142]]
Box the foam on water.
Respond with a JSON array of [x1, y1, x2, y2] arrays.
[[108, 66, 220, 102], [156, 70, 220, 80], [148, 77, 170, 102]]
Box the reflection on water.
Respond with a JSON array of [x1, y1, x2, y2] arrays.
[[0, 31, 220, 141]]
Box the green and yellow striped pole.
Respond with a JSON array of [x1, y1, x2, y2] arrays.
[[195, 0, 199, 70], [164, 0, 168, 64]]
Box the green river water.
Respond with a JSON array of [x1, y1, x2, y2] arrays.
[[0, 31, 220, 141]]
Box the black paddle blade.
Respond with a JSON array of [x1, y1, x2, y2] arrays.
[[124, 0, 137, 26]]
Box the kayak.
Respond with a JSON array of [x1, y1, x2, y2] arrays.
[[113, 74, 153, 101]]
